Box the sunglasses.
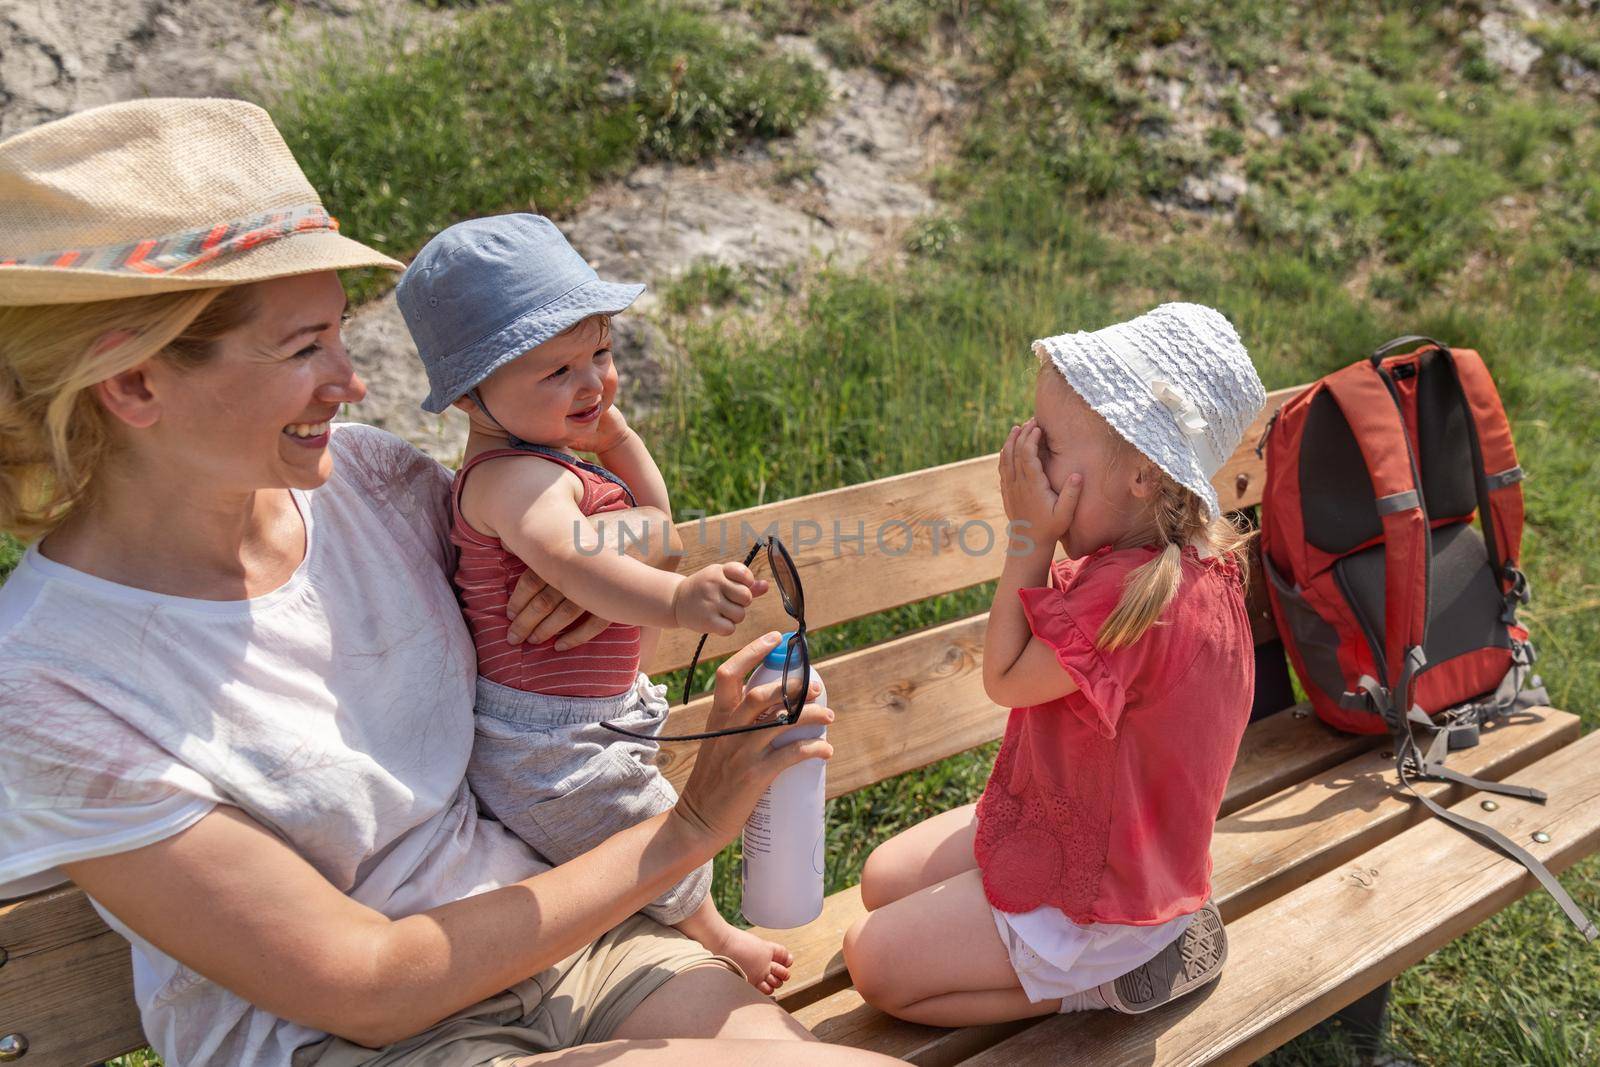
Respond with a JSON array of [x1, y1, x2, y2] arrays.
[[601, 536, 811, 743]]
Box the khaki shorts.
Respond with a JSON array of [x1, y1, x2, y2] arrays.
[[294, 914, 740, 1066]]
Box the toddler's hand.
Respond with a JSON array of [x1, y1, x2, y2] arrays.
[[999, 418, 1082, 545], [672, 562, 768, 635], [568, 405, 632, 455]]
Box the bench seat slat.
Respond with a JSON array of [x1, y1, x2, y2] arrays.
[[800, 988, 1026, 1067], [647, 387, 1299, 674], [965, 727, 1600, 1066], [805, 997, 1032, 1067], [1212, 705, 1375, 819], [791, 709, 1580, 1061], [1211, 709, 1577, 919]]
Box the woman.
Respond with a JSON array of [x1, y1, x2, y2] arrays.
[[0, 98, 891, 1067]]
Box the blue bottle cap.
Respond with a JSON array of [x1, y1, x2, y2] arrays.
[[764, 631, 799, 670]]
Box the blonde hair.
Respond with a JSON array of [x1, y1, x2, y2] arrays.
[[0, 285, 257, 540], [569, 313, 611, 337], [1096, 445, 1252, 651]]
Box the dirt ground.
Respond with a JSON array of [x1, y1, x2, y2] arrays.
[[0, 0, 448, 138], [352, 35, 959, 460]]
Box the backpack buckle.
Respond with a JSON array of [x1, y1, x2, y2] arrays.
[[1446, 718, 1481, 750], [1341, 675, 1391, 720], [1504, 563, 1530, 604]]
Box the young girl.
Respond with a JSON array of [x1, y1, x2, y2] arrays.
[[843, 302, 1266, 1024], [396, 213, 796, 994]]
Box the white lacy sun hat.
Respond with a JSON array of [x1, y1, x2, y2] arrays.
[[1033, 303, 1266, 518], [0, 97, 402, 306]]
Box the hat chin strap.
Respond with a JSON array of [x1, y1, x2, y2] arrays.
[[1097, 334, 1226, 479], [467, 387, 533, 450]]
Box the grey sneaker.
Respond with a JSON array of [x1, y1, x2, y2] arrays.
[[1098, 901, 1227, 1014]]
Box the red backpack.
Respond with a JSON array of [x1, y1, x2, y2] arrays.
[[1259, 336, 1595, 940]]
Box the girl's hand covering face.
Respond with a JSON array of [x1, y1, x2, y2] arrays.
[[999, 417, 1083, 547]]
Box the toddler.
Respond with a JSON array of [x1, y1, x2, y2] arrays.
[[398, 214, 792, 994], [842, 303, 1266, 1024]]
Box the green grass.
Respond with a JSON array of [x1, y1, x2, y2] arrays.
[[258, 0, 828, 302], [662, 260, 755, 315], [0, 534, 20, 581], [52, 0, 1600, 1063]]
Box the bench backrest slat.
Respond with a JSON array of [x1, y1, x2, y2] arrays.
[[655, 574, 1295, 804], [655, 613, 998, 800], [646, 386, 1298, 673]]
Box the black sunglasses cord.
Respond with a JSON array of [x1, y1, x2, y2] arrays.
[[599, 716, 796, 742]]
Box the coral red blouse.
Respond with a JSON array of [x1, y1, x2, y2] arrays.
[[974, 545, 1255, 925]]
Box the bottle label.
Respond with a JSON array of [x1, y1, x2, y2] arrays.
[[745, 792, 774, 858]]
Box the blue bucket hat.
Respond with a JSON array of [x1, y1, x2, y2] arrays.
[[397, 213, 645, 413]]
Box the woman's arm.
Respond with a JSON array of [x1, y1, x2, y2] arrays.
[[67, 804, 705, 1048], [65, 635, 829, 1050]]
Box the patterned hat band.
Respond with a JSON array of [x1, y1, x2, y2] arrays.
[[0, 204, 338, 277]]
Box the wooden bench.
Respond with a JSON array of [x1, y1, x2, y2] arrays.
[[4, 380, 1597, 1066]]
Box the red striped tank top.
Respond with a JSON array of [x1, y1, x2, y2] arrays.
[[451, 447, 643, 697]]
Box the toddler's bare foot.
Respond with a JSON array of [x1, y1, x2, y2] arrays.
[[709, 924, 794, 996], [673, 898, 794, 996]]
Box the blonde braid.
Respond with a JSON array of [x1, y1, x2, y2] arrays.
[[1097, 468, 1251, 651]]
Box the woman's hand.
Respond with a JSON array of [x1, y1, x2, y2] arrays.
[[671, 632, 834, 850], [504, 568, 609, 648], [998, 418, 1082, 547]]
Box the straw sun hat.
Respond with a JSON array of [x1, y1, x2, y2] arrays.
[[0, 97, 401, 306]]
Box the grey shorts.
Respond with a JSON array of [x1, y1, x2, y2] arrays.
[[466, 672, 709, 926]]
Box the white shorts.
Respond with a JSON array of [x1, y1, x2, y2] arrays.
[[992, 904, 1195, 1004]]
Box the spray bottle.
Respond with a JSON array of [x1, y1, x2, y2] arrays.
[[740, 631, 827, 928]]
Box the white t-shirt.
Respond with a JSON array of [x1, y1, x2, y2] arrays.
[[0, 424, 549, 1067]]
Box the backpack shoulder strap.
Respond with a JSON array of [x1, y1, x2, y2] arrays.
[[1320, 360, 1431, 712], [1435, 347, 1526, 599]]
